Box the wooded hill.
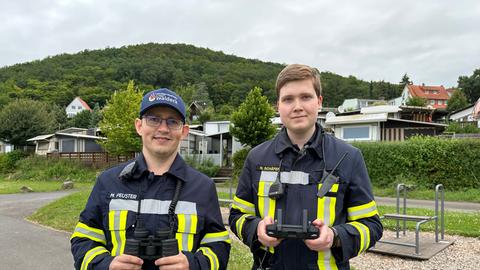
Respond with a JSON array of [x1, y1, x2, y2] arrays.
[[0, 43, 403, 109]]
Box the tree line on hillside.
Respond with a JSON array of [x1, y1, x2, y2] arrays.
[[0, 42, 421, 112]]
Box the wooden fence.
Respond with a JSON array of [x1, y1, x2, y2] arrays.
[[46, 152, 136, 168]]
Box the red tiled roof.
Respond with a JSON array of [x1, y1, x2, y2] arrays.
[[407, 84, 450, 108], [76, 97, 92, 111]]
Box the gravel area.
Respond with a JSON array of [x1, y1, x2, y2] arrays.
[[220, 208, 480, 269], [351, 231, 480, 270]]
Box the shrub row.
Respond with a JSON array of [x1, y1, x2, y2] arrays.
[[1, 155, 97, 182], [354, 136, 480, 190]]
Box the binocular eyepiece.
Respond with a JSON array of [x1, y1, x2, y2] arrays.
[[124, 227, 179, 260]]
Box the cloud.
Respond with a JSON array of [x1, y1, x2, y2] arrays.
[[1, 0, 479, 87]]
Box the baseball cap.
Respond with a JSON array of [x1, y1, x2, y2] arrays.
[[139, 88, 186, 121]]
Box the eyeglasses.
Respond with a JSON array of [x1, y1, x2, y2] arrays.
[[142, 115, 184, 130]]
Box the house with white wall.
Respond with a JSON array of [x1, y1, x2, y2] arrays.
[[66, 97, 92, 118]]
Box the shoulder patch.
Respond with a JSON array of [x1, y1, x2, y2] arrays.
[[119, 161, 136, 180]]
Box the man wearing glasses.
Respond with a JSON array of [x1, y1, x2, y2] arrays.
[[71, 88, 231, 270]]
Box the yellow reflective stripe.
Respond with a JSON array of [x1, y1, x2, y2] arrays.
[[232, 196, 255, 215], [71, 222, 106, 245], [190, 215, 198, 233], [235, 214, 250, 240], [80, 246, 109, 270], [175, 232, 194, 252], [199, 246, 219, 270], [258, 181, 276, 219], [201, 231, 231, 244], [175, 232, 184, 251], [316, 183, 337, 226], [176, 214, 198, 251], [177, 214, 198, 233], [109, 210, 128, 256], [347, 200, 379, 221], [259, 245, 275, 254], [316, 183, 338, 270], [258, 182, 267, 218], [349, 221, 371, 254], [178, 214, 186, 232], [317, 250, 338, 270]]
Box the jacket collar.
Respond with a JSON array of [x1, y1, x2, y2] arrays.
[[131, 153, 189, 182], [274, 123, 324, 159]]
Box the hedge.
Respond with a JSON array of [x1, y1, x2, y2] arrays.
[[353, 136, 480, 190]]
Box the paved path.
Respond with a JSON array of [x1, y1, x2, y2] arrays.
[[375, 196, 480, 213], [0, 191, 75, 270], [217, 187, 480, 213]]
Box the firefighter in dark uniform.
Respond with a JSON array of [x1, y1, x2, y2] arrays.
[[229, 64, 383, 270], [71, 88, 230, 270]]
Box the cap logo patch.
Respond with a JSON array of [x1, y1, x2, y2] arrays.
[[149, 93, 178, 104]]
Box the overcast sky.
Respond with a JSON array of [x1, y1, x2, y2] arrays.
[[2, 0, 479, 87]]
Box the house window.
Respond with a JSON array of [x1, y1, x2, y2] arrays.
[[343, 126, 370, 141], [429, 100, 435, 105], [71, 105, 75, 109]]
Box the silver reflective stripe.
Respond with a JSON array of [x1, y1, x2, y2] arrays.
[[74, 227, 106, 242], [201, 234, 229, 244], [184, 215, 193, 233], [109, 199, 138, 212], [323, 197, 331, 226], [348, 204, 377, 219], [109, 199, 197, 215], [174, 201, 197, 215], [201, 247, 219, 270], [323, 250, 334, 270], [112, 211, 122, 255], [180, 233, 189, 251], [280, 171, 309, 185], [259, 171, 277, 182], [232, 200, 255, 215]]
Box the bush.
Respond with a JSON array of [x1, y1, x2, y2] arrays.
[[184, 155, 220, 177], [0, 150, 28, 173], [9, 156, 97, 182], [353, 136, 480, 190], [232, 147, 251, 181]]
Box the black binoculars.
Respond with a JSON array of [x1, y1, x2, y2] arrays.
[[124, 227, 179, 260]]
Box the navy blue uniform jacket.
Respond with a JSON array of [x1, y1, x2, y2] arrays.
[[71, 153, 230, 270], [229, 125, 382, 270]]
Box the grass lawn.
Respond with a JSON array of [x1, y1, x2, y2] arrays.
[[28, 189, 480, 269]]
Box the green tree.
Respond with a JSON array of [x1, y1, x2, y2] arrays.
[[197, 107, 214, 124], [458, 69, 480, 103], [68, 109, 92, 128], [230, 87, 276, 147], [406, 96, 427, 107], [399, 73, 412, 87], [447, 90, 469, 112], [49, 104, 68, 130], [89, 103, 103, 128], [0, 99, 55, 147], [192, 82, 213, 107], [98, 81, 143, 155], [175, 84, 196, 107]]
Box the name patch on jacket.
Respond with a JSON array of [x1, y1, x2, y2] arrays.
[[256, 165, 279, 172], [108, 193, 138, 200]]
